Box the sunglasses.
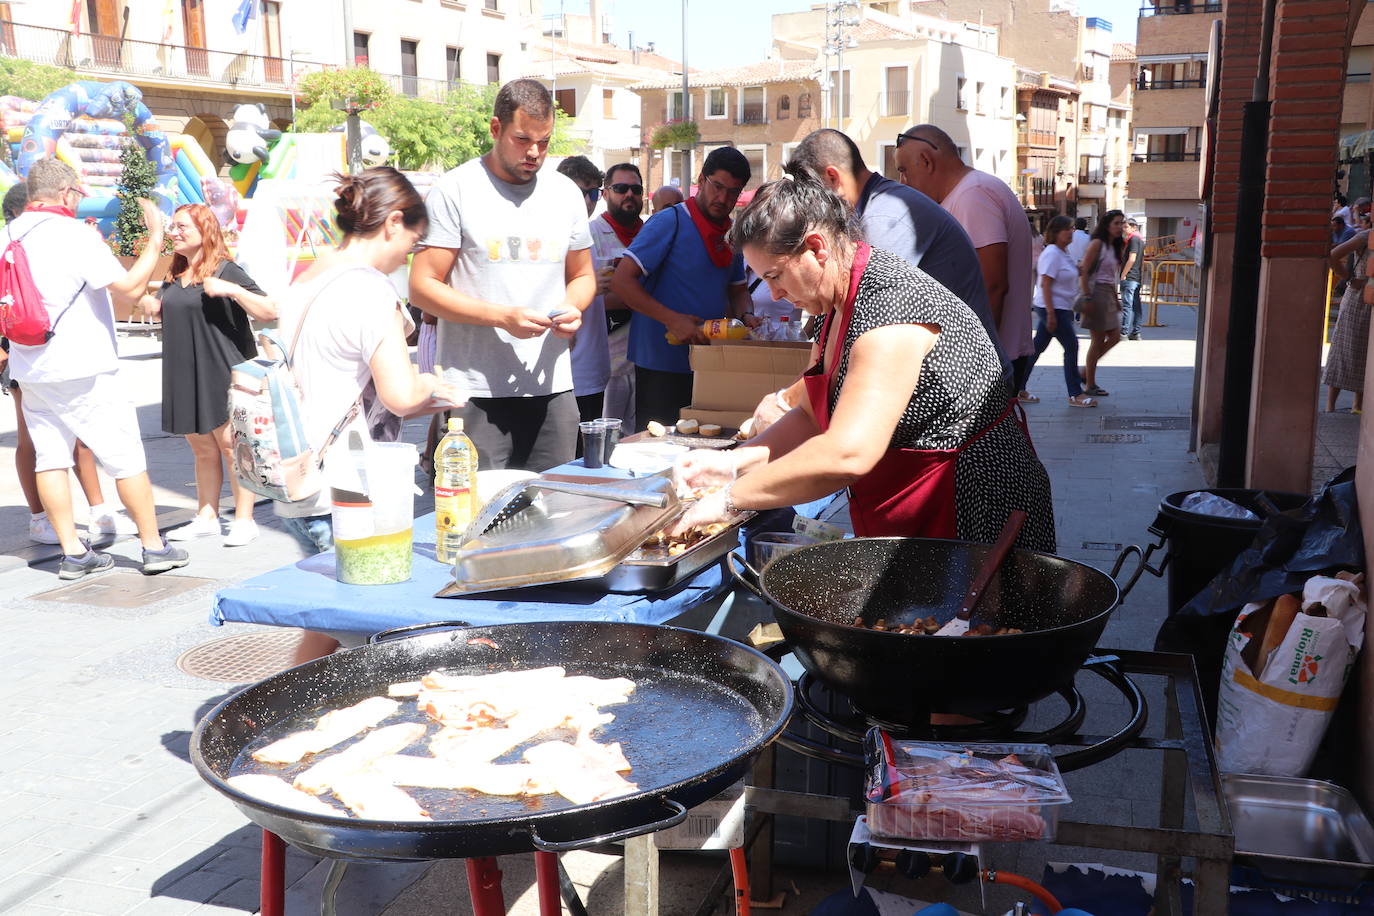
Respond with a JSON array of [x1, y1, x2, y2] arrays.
[[608, 182, 644, 195], [895, 132, 937, 150], [582, 187, 601, 202]]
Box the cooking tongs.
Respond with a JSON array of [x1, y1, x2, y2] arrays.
[[465, 475, 677, 540]]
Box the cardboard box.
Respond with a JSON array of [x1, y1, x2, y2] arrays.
[[686, 339, 811, 416]]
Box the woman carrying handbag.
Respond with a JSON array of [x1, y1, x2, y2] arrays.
[[1076, 210, 1125, 397]]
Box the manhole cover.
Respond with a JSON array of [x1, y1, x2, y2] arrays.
[[32, 571, 215, 607], [1103, 416, 1190, 431], [176, 630, 302, 683], [1086, 433, 1144, 444]]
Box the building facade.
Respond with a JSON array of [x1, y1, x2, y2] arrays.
[[1127, 0, 1222, 245], [0, 0, 538, 169]]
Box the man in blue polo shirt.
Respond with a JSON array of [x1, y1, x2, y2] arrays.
[[612, 147, 754, 429]]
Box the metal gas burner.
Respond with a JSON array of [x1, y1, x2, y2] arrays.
[[776, 654, 1147, 772]]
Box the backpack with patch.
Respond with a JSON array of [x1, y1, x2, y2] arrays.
[[0, 217, 87, 346], [227, 268, 367, 502]]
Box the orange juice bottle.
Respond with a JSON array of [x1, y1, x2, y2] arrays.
[[666, 318, 750, 345]]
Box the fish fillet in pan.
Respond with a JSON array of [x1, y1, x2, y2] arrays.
[[227, 774, 346, 817], [331, 772, 431, 821], [523, 740, 639, 805], [371, 754, 555, 796], [294, 723, 427, 795], [251, 696, 400, 764]]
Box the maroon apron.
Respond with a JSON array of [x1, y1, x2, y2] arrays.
[[803, 243, 1019, 538]]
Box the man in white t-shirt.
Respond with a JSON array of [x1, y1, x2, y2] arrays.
[[4, 159, 189, 578], [1066, 218, 1092, 264], [410, 79, 595, 471], [896, 124, 1036, 401]]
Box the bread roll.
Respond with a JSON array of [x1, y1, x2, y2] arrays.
[[699, 424, 721, 437], [677, 418, 700, 435], [646, 421, 667, 437], [1257, 593, 1302, 675]]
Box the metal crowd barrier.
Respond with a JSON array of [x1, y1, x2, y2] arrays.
[[1143, 259, 1200, 327]]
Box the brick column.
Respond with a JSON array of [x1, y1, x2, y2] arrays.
[[1247, 0, 1357, 489], [1198, 2, 1264, 448]]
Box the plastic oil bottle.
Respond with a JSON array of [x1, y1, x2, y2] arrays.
[[434, 417, 479, 565]]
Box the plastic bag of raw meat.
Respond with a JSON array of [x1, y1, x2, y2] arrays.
[[862, 730, 1072, 842]]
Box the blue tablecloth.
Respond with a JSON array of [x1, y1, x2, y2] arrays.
[[210, 459, 836, 638]]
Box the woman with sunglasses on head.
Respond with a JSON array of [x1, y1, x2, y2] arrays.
[[140, 203, 276, 546], [670, 165, 1055, 552]]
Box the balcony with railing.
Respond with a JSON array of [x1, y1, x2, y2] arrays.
[[0, 19, 327, 93], [1132, 149, 1202, 162], [378, 72, 465, 102], [1079, 170, 1106, 184], [1018, 127, 1058, 148], [737, 103, 767, 125], [1137, 77, 1205, 90], [1021, 177, 1057, 210], [884, 90, 910, 118], [1139, 1, 1223, 15]]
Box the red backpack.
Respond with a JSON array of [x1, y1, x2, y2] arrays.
[[0, 217, 86, 346]]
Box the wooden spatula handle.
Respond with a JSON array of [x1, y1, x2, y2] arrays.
[[955, 509, 1028, 621]]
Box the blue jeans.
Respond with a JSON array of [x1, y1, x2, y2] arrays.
[[1026, 307, 1082, 396], [1119, 278, 1142, 335], [281, 514, 333, 554]]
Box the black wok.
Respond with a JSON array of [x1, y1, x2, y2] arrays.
[[731, 537, 1124, 723], [192, 620, 793, 861]]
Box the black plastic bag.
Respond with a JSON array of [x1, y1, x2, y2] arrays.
[[1178, 466, 1362, 619], [1156, 467, 1362, 728]]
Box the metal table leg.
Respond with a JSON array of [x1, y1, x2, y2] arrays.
[[748, 745, 776, 904], [261, 830, 285, 916], [466, 857, 507, 916], [534, 852, 562, 916]]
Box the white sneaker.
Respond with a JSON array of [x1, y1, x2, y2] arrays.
[[223, 518, 259, 547], [88, 509, 138, 537], [167, 515, 223, 541], [29, 515, 60, 545]]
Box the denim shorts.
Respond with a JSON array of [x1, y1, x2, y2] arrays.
[[281, 514, 334, 554]]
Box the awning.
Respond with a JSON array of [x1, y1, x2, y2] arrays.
[[1340, 130, 1374, 160]]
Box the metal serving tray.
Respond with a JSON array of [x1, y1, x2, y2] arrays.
[[1223, 773, 1374, 887], [436, 475, 682, 597], [570, 511, 752, 594]]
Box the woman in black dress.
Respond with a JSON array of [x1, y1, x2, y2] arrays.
[[141, 204, 276, 546]]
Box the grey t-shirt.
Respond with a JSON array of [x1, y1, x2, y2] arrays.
[[856, 173, 1009, 375], [423, 157, 592, 398]]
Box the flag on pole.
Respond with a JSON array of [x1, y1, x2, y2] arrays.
[[69, 0, 82, 37], [232, 0, 260, 35]]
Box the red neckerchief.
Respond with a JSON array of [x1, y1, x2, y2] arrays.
[[602, 211, 643, 248], [686, 197, 734, 268], [24, 202, 75, 218]]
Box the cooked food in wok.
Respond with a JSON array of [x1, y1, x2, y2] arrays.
[[231, 666, 639, 821], [852, 615, 1025, 637]]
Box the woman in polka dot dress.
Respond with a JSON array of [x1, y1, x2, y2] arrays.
[[671, 167, 1055, 553]]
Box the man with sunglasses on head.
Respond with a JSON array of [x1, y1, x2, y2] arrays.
[[612, 146, 755, 429], [411, 79, 595, 471], [896, 124, 1037, 403], [589, 163, 647, 429]]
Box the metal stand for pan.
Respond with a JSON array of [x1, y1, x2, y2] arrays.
[[743, 649, 1235, 916], [256, 839, 593, 916]]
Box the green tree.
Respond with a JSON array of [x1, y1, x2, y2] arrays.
[[0, 58, 76, 102], [291, 71, 581, 172], [113, 116, 157, 256]]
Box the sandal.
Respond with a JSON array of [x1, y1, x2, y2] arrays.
[[1017, 390, 1040, 404], [1083, 385, 1110, 397], [1068, 394, 1098, 408]]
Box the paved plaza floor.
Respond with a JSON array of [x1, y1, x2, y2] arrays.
[[0, 305, 1354, 914]]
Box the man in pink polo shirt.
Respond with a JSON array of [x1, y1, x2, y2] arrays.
[[896, 124, 1037, 403]]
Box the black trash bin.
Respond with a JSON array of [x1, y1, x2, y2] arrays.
[[1140, 487, 1308, 731], [1150, 488, 1309, 616]]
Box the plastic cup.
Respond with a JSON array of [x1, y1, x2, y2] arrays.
[[580, 421, 607, 468], [747, 532, 817, 572], [598, 418, 623, 463]]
